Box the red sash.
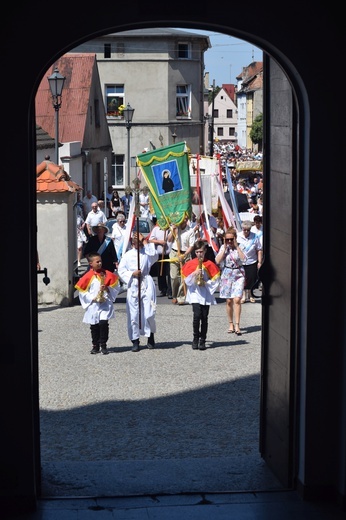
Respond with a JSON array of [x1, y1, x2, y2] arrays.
[[181, 258, 220, 280], [75, 269, 119, 292]]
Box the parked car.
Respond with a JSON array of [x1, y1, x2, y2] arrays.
[[105, 216, 154, 238]]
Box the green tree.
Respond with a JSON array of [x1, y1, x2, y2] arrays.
[[250, 113, 263, 150], [208, 86, 220, 104]]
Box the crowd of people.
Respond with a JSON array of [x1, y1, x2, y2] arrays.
[[74, 169, 263, 353]]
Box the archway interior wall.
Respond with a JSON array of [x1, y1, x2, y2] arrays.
[[4, 6, 344, 512]]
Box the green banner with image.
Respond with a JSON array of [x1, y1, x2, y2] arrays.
[[137, 142, 191, 230]]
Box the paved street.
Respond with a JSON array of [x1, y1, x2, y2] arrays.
[[37, 281, 282, 497]]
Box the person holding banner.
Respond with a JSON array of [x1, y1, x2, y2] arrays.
[[148, 223, 172, 297], [118, 231, 158, 352], [168, 216, 196, 305]]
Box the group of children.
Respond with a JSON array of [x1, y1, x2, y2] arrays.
[[75, 224, 247, 353]]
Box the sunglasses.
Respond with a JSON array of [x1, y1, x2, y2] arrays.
[[225, 238, 234, 242]]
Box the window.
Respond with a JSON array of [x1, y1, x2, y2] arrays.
[[111, 154, 125, 186], [104, 43, 111, 58], [217, 128, 224, 137], [106, 85, 124, 117], [227, 109, 233, 118], [213, 109, 219, 119], [229, 127, 235, 136], [176, 85, 191, 118], [177, 42, 190, 59]]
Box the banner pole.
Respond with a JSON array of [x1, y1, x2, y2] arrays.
[[132, 176, 142, 329]]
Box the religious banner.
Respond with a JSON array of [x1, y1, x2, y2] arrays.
[[189, 155, 219, 217], [137, 142, 191, 229]]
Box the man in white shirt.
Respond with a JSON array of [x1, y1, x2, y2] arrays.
[[85, 203, 107, 236], [82, 190, 98, 218]]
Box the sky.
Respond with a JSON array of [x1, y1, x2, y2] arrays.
[[178, 28, 263, 87]]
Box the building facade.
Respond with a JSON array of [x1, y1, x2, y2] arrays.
[[71, 28, 210, 189], [236, 62, 263, 150], [206, 83, 238, 150]]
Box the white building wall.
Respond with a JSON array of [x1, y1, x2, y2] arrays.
[[236, 92, 247, 149], [59, 142, 84, 189], [210, 87, 238, 147], [37, 192, 76, 306]]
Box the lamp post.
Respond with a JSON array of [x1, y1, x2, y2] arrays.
[[123, 103, 135, 187], [47, 67, 66, 165]]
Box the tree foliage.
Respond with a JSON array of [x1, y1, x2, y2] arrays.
[[250, 113, 263, 146], [208, 86, 220, 104]]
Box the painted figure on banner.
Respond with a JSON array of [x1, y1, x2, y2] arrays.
[[162, 169, 175, 193]]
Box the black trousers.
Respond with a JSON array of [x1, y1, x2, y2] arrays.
[[157, 254, 172, 295], [90, 320, 109, 346], [243, 262, 258, 290], [192, 303, 210, 341]]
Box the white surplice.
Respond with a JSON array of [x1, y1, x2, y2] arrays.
[[118, 243, 158, 340]]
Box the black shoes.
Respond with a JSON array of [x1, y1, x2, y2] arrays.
[[158, 291, 166, 297], [192, 339, 199, 350], [132, 339, 140, 352], [147, 333, 155, 349], [198, 340, 206, 350], [100, 344, 108, 355], [192, 339, 206, 350], [91, 345, 108, 354]]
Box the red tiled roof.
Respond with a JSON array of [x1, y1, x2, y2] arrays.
[[221, 84, 236, 103], [36, 53, 96, 144], [37, 160, 81, 193], [236, 62, 263, 81]]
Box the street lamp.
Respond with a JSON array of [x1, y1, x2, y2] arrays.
[[123, 103, 135, 187], [48, 67, 66, 165]]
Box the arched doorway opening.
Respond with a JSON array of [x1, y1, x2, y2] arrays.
[[35, 22, 301, 498]]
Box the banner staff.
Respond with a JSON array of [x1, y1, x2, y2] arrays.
[[132, 176, 142, 328]]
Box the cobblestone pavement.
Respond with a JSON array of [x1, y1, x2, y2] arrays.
[[38, 283, 282, 497]]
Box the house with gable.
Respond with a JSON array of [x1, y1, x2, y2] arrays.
[[36, 53, 113, 199], [206, 83, 238, 151], [236, 61, 263, 150]]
